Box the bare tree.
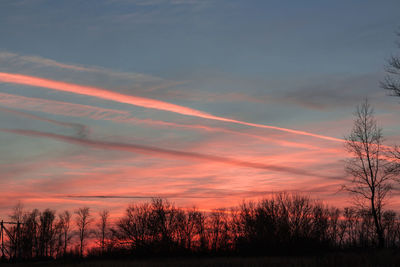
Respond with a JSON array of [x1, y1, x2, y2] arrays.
[[208, 209, 230, 252], [97, 209, 109, 253], [58, 211, 71, 256], [175, 207, 202, 250], [75, 207, 92, 257], [10, 202, 24, 223], [116, 202, 152, 250], [381, 30, 400, 187], [343, 99, 396, 247], [38, 209, 56, 257], [381, 31, 400, 97]]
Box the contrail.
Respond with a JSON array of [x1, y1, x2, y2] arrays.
[[0, 128, 343, 180], [0, 92, 319, 150], [0, 72, 343, 142], [65, 195, 220, 199], [66, 195, 155, 199]]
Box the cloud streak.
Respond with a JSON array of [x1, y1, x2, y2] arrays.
[[0, 106, 88, 137], [0, 51, 166, 84], [65, 195, 218, 199], [0, 92, 129, 120], [0, 92, 323, 150], [0, 128, 343, 180], [0, 72, 343, 142]]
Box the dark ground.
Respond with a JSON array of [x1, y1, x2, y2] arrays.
[[2, 250, 400, 267]]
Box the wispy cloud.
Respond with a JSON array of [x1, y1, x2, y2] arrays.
[[0, 51, 184, 96], [277, 73, 385, 110], [108, 0, 210, 6]]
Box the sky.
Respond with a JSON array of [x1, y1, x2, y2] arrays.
[[0, 0, 400, 218]]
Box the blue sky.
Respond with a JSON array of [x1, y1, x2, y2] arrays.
[[1, 0, 399, 75], [0, 0, 399, 215]]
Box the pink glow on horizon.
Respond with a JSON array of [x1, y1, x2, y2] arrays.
[[1, 73, 395, 223], [0, 119, 349, 219]]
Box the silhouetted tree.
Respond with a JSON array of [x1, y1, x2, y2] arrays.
[[116, 202, 152, 251], [6, 194, 400, 260], [381, 30, 400, 180], [344, 100, 397, 247], [381, 31, 400, 97], [208, 209, 230, 252], [38, 209, 56, 257], [149, 198, 173, 248], [327, 207, 341, 246], [75, 207, 92, 257], [97, 209, 110, 253], [58, 210, 71, 256], [20, 209, 39, 259], [175, 207, 203, 251], [195, 210, 208, 252], [382, 210, 399, 247]]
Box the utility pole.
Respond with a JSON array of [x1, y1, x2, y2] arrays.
[[0, 220, 23, 259]]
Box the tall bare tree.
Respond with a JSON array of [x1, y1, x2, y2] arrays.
[[381, 31, 400, 97], [38, 209, 56, 257], [381, 31, 400, 178], [344, 99, 396, 247], [97, 209, 109, 253], [75, 207, 92, 257], [58, 211, 71, 256]]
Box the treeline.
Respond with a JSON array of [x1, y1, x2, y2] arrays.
[[2, 193, 400, 261]]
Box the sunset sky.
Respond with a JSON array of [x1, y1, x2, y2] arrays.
[[1, 0, 400, 218]]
